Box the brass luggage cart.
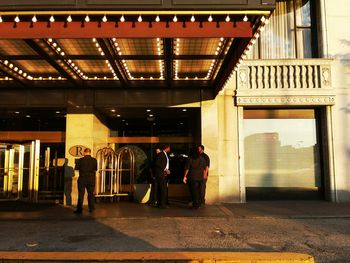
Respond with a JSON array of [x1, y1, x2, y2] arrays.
[[95, 146, 135, 201]]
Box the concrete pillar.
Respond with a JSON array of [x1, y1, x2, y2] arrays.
[[64, 113, 109, 206], [201, 80, 241, 204]]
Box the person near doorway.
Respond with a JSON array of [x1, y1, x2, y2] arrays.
[[74, 148, 97, 214], [148, 144, 161, 206], [198, 145, 210, 205], [183, 147, 207, 209], [63, 158, 75, 206], [154, 144, 171, 209]]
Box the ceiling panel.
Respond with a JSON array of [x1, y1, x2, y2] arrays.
[[0, 40, 37, 55], [56, 39, 100, 55], [14, 60, 59, 75], [176, 59, 213, 75], [116, 38, 163, 55], [175, 38, 225, 55], [126, 60, 161, 75], [73, 60, 113, 75]]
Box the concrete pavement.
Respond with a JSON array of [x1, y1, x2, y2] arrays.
[[0, 200, 349, 262]]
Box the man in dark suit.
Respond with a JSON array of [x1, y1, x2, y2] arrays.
[[154, 144, 171, 209], [74, 148, 97, 214], [198, 145, 210, 205]]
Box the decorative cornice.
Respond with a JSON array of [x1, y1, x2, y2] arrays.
[[236, 95, 335, 106]]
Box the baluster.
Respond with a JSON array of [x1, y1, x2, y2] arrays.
[[301, 65, 307, 88], [288, 65, 294, 89], [276, 66, 282, 89], [251, 66, 257, 90], [295, 65, 301, 89], [307, 65, 314, 89], [270, 66, 276, 89], [257, 66, 263, 89], [314, 65, 320, 89], [283, 65, 288, 88], [264, 66, 270, 89]]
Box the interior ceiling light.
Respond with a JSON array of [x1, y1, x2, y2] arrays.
[[137, 15, 142, 22], [49, 15, 55, 22], [102, 15, 107, 22], [155, 15, 160, 22], [208, 15, 213, 22], [243, 15, 248, 22], [190, 15, 195, 22], [67, 15, 72, 22], [32, 15, 37, 23], [85, 15, 90, 22], [225, 15, 230, 22], [0, 16, 3, 23], [120, 15, 125, 22], [14, 15, 20, 23]]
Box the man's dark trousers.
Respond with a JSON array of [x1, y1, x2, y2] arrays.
[[77, 179, 95, 212], [156, 174, 167, 208]]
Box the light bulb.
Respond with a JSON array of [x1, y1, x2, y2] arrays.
[[49, 15, 55, 22], [85, 15, 90, 22], [243, 15, 248, 22], [225, 15, 230, 22], [14, 16, 20, 23], [67, 15, 72, 22], [138, 15, 142, 22], [208, 15, 213, 22], [0, 16, 3, 23], [120, 15, 125, 22], [173, 15, 178, 22], [190, 15, 195, 22], [102, 15, 107, 22], [32, 15, 37, 23], [155, 15, 160, 22]]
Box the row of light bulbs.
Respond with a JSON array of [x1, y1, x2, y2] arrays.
[[0, 60, 33, 80], [0, 14, 250, 24], [92, 38, 118, 80], [222, 16, 269, 91], [47, 38, 89, 80]]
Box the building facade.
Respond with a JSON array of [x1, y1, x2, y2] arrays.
[[0, 0, 349, 204]]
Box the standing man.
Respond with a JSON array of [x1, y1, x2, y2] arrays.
[[154, 144, 171, 209], [74, 148, 97, 214], [148, 145, 162, 206], [198, 145, 210, 205]]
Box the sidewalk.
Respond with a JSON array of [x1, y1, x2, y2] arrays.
[[0, 200, 349, 262], [1, 200, 350, 220]]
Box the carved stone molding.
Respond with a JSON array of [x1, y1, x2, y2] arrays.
[[236, 95, 336, 106]]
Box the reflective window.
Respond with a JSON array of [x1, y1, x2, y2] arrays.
[[243, 109, 322, 191], [248, 0, 316, 59]]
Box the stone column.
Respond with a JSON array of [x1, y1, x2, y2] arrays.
[[64, 113, 109, 206], [201, 80, 241, 204]]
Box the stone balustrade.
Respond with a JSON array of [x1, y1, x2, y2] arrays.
[[235, 59, 335, 106]]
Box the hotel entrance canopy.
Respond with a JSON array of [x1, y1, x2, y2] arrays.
[[0, 0, 275, 107]]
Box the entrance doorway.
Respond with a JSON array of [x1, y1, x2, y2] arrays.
[[0, 140, 65, 202]]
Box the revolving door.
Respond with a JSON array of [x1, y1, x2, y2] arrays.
[[0, 140, 64, 202]]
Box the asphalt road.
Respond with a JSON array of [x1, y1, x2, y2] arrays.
[[0, 217, 349, 262]]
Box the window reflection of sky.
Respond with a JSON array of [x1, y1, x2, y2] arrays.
[[244, 119, 317, 148]]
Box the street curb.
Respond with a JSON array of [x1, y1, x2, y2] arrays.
[[0, 251, 315, 262]]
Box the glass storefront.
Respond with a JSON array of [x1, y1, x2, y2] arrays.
[[243, 109, 323, 200]]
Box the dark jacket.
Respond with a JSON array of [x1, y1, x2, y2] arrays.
[[154, 151, 168, 177], [185, 156, 206, 181], [74, 155, 98, 183]]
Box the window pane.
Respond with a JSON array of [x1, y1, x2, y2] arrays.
[[295, 0, 311, 27], [258, 1, 296, 59], [297, 28, 312, 58], [244, 109, 321, 188]]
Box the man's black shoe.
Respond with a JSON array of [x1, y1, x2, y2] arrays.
[[73, 210, 82, 214]]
